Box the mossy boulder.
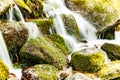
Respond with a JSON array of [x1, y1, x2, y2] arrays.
[[19, 36, 68, 69], [98, 61, 120, 80], [70, 51, 105, 72], [0, 21, 29, 62], [65, 0, 120, 32], [21, 64, 58, 80], [101, 43, 120, 61], [19, 0, 43, 19], [30, 18, 53, 34], [47, 34, 69, 55], [62, 14, 81, 41], [0, 60, 9, 80], [0, 0, 12, 15]]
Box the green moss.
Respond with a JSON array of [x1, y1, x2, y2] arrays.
[[47, 34, 69, 55], [98, 61, 120, 80], [101, 43, 120, 60], [35, 64, 58, 80], [0, 60, 9, 80], [70, 52, 105, 72], [19, 36, 68, 69], [32, 18, 53, 34]]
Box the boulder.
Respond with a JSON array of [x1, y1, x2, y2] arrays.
[[98, 61, 120, 80], [19, 36, 68, 69], [21, 64, 58, 80], [0, 60, 9, 80], [70, 51, 105, 72], [19, 0, 43, 19], [62, 14, 81, 41], [0, 21, 29, 62], [101, 43, 120, 61]]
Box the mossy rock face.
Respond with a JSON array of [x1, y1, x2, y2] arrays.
[[65, 0, 120, 32], [19, 0, 43, 19], [19, 36, 68, 69], [62, 14, 81, 41], [0, 21, 29, 62], [47, 34, 69, 55], [70, 51, 105, 72], [31, 18, 53, 34], [0, 60, 9, 80], [101, 43, 120, 61], [0, 0, 11, 15], [98, 61, 120, 80], [21, 64, 58, 80]]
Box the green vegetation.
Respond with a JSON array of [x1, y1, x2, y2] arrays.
[[70, 51, 105, 72]]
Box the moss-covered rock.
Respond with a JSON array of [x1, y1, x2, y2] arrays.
[[62, 14, 81, 41], [98, 61, 120, 80], [65, 0, 120, 32], [101, 43, 120, 61], [47, 34, 69, 55], [19, 0, 43, 19], [19, 36, 68, 69], [0, 60, 9, 80], [0, 21, 29, 62], [0, 0, 12, 16], [30, 18, 53, 34], [70, 51, 105, 72], [21, 64, 58, 80]]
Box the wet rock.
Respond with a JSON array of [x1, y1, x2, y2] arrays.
[[62, 14, 81, 41], [29, 18, 53, 34], [21, 64, 58, 80], [101, 43, 120, 61], [8, 73, 18, 80], [47, 34, 69, 55], [0, 0, 12, 15], [98, 61, 120, 80], [0, 60, 9, 80], [0, 21, 29, 62], [19, 36, 68, 69], [65, 0, 120, 33], [19, 0, 43, 19], [70, 51, 105, 72]]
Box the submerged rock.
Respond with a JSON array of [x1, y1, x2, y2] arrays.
[[0, 60, 9, 80], [47, 34, 69, 55], [70, 51, 105, 72], [21, 64, 58, 80], [0, 21, 29, 62], [19, 36, 68, 69], [19, 0, 43, 19], [62, 14, 81, 41], [101, 43, 120, 61], [98, 61, 120, 80]]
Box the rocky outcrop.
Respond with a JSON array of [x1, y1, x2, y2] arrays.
[[19, 36, 68, 69], [70, 51, 105, 72], [101, 43, 120, 61], [0, 21, 29, 62], [98, 61, 120, 80], [21, 64, 58, 80]]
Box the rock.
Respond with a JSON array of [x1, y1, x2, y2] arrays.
[[29, 18, 53, 34], [61, 14, 81, 41], [19, 0, 43, 19], [101, 43, 120, 61], [98, 61, 120, 80], [70, 51, 105, 72], [19, 36, 68, 69], [0, 21, 29, 62], [0, 0, 12, 15], [65, 0, 120, 33], [47, 34, 69, 55], [0, 60, 9, 80], [8, 73, 18, 80], [21, 64, 58, 80]]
